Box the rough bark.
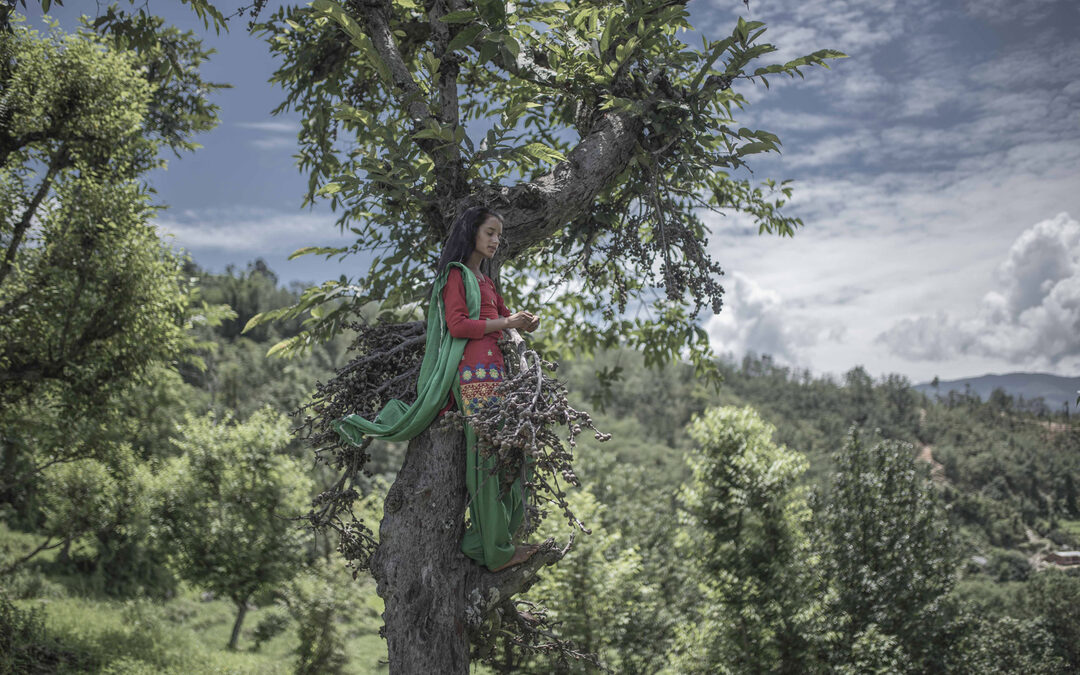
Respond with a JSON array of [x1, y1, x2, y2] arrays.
[[463, 537, 569, 627], [371, 422, 472, 673], [496, 109, 644, 260], [228, 599, 248, 650], [370, 416, 571, 672]]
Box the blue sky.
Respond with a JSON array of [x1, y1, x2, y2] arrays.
[[26, 1, 1080, 384]]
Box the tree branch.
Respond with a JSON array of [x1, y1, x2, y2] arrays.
[[428, 0, 467, 214], [481, 0, 699, 257], [0, 131, 53, 169], [0, 147, 67, 287], [493, 110, 645, 259], [355, 0, 439, 141], [351, 0, 467, 230], [1, 535, 61, 576], [0, 360, 62, 384], [463, 536, 572, 630]]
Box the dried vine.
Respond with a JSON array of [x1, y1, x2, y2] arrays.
[[472, 597, 609, 672], [292, 319, 426, 572], [292, 319, 609, 579], [443, 334, 610, 539]]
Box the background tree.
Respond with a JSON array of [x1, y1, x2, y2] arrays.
[[668, 405, 820, 673], [153, 407, 314, 650], [252, 0, 842, 669], [1, 0, 233, 37], [812, 430, 961, 672], [0, 455, 119, 574], [504, 487, 655, 672], [953, 615, 1065, 675], [0, 15, 227, 508], [1020, 569, 1080, 670], [282, 558, 362, 675]]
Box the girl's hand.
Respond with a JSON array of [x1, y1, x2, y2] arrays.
[[504, 311, 536, 331]]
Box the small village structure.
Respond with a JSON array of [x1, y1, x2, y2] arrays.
[[1045, 551, 1080, 567]]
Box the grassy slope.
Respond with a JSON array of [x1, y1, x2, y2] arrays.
[[1, 524, 389, 675]]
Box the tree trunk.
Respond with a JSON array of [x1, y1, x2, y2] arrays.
[[371, 422, 471, 673], [229, 599, 249, 650]]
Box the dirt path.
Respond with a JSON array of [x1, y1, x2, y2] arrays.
[[916, 444, 946, 482]]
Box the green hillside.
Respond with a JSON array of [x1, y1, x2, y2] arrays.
[[4, 261, 1079, 673]]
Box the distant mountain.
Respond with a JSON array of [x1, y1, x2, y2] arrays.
[[912, 373, 1080, 409]]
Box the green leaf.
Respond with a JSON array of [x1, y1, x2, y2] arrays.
[[599, 18, 614, 53], [478, 39, 499, 64], [476, 0, 507, 26], [735, 16, 748, 42], [502, 34, 521, 59], [310, 0, 364, 41], [267, 336, 301, 358], [447, 24, 485, 51], [736, 141, 776, 157], [440, 9, 479, 23], [519, 142, 566, 164], [288, 245, 349, 260], [242, 313, 264, 334]]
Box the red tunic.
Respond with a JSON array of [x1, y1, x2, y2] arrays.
[[441, 267, 511, 414]]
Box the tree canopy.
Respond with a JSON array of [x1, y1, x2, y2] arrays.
[[0, 16, 228, 506], [252, 0, 844, 377]]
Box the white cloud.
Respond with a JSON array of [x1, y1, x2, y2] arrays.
[[877, 212, 1080, 366], [700, 141, 1080, 381], [250, 136, 297, 150], [235, 120, 300, 151], [705, 271, 826, 366], [962, 0, 1062, 25], [155, 207, 349, 253], [751, 108, 846, 133], [235, 121, 300, 133]]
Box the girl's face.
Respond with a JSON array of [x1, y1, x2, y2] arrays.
[[474, 216, 502, 259]]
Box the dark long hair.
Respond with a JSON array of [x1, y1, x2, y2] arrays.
[[436, 206, 503, 276]]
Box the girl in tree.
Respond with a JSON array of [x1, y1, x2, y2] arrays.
[[438, 206, 541, 571], [334, 206, 540, 572]]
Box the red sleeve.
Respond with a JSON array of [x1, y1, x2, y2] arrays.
[[442, 268, 486, 340], [495, 290, 510, 318]]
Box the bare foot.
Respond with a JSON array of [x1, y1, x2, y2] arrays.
[[490, 544, 540, 572]]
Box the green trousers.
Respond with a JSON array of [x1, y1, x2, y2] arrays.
[[455, 388, 525, 570]]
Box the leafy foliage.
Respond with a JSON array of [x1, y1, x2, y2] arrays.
[[250, 0, 844, 373], [0, 15, 228, 507], [669, 406, 820, 673], [281, 559, 366, 675], [954, 615, 1066, 675], [1021, 570, 1080, 669], [812, 430, 961, 672], [0, 587, 76, 673], [153, 407, 314, 649]]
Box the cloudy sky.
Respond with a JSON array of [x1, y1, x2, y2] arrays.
[[31, 0, 1080, 384]]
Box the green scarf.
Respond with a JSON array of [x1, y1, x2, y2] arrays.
[[333, 262, 480, 446]]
